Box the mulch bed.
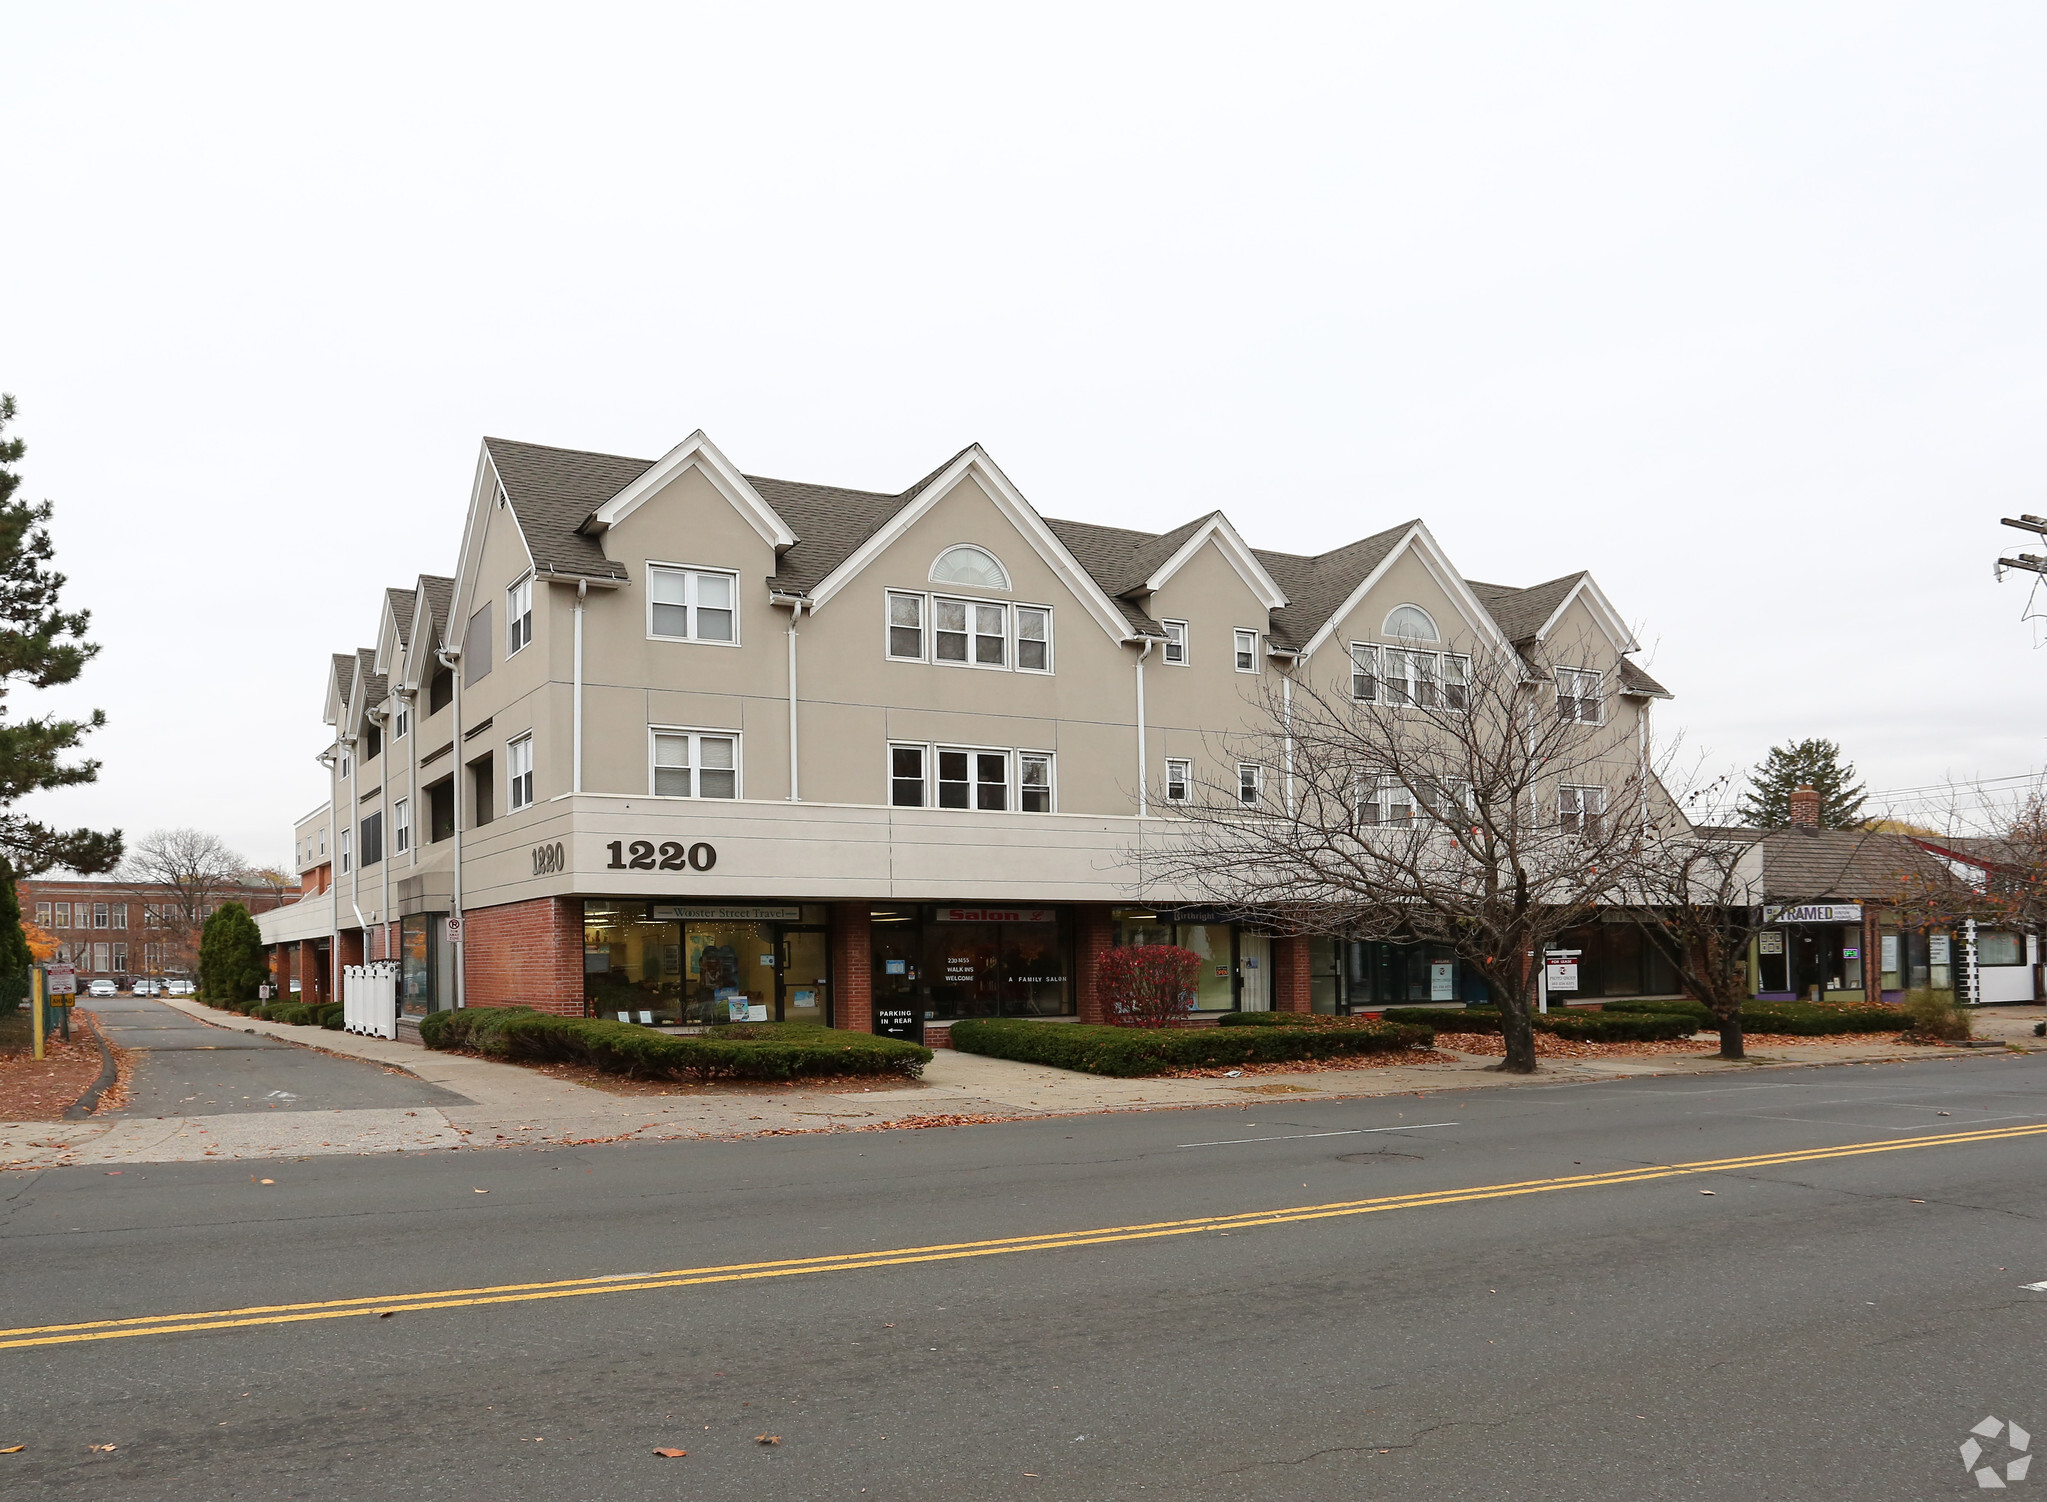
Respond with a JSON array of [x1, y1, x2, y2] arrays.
[[1433, 1029, 1913, 1060], [518, 1056, 926, 1097], [0, 1010, 126, 1121], [1168, 1048, 1444, 1078]]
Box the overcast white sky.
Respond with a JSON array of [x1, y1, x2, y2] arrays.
[[5, 2, 2045, 863]]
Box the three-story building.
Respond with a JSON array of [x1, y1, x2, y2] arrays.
[[257, 431, 1673, 1039]]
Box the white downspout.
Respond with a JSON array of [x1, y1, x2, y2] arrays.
[[404, 687, 419, 870], [370, 708, 390, 961], [786, 599, 804, 801], [573, 580, 587, 794], [1282, 671, 1295, 817], [438, 644, 465, 1009], [1638, 699, 1651, 830], [344, 730, 358, 998], [1134, 638, 1153, 816], [316, 749, 338, 1009]]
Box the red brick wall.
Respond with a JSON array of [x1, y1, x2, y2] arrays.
[[1272, 935, 1312, 1013], [300, 940, 325, 1006], [832, 903, 872, 1032], [465, 896, 586, 1015], [1074, 904, 1115, 1023]]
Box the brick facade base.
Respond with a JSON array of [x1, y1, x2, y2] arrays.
[[832, 903, 873, 1032], [1271, 935, 1312, 1013], [1074, 904, 1115, 1023], [465, 896, 585, 1015]]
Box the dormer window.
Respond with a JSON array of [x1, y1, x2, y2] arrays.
[[930, 545, 1009, 590]]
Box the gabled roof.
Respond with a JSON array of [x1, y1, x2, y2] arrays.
[[481, 438, 640, 582], [417, 574, 455, 649], [354, 648, 385, 721], [385, 588, 417, 650], [1467, 574, 1585, 644], [1617, 659, 1672, 699], [1254, 521, 1418, 652], [1758, 827, 1949, 901]]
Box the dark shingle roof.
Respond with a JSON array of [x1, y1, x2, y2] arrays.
[[331, 652, 356, 702], [384, 588, 416, 649], [355, 648, 385, 712], [1467, 573, 1585, 643], [468, 434, 1659, 673], [482, 438, 643, 581], [416, 575, 455, 651], [1617, 658, 1671, 698], [1759, 828, 1948, 901]]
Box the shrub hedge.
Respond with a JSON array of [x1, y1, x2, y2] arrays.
[[419, 1007, 931, 1082], [947, 1017, 1431, 1077], [1215, 1011, 1342, 1027], [1424, 995, 1905, 1037], [1737, 1000, 1903, 1036], [318, 1003, 344, 1030]]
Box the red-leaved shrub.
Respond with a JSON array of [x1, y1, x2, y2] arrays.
[[1099, 944, 1201, 1028]]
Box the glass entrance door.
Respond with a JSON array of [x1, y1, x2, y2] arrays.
[[1238, 933, 1271, 1010], [778, 929, 830, 1025]]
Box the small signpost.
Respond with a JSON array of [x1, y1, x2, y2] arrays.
[[43, 963, 76, 1044]]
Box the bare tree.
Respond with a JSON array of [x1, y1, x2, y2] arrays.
[[119, 828, 249, 978], [1143, 634, 1665, 1074]]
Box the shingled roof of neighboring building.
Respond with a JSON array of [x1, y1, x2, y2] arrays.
[[354, 648, 385, 713], [1758, 827, 1950, 901], [331, 652, 356, 702], [473, 435, 1667, 681]]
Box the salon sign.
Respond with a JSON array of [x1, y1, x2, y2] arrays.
[[1763, 904, 1863, 925]]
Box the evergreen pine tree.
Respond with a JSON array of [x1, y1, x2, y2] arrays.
[[0, 395, 121, 874], [1737, 737, 1869, 829], [0, 861, 29, 1014], [198, 902, 265, 1004]]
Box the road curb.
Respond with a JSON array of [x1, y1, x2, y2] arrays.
[[61, 1015, 118, 1120]]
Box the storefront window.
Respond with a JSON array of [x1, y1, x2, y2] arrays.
[[584, 902, 828, 1023], [1977, 930, 2024, 966], [399, 913, 443, 1016], [1110, 910, 1239, 1011], [871, 905, 1072, 1021]]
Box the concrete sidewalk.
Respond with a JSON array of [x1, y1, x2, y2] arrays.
[[3, 998, 2038, 1170]]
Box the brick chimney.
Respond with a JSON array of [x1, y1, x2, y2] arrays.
[[1789, 784, 1820, 829]]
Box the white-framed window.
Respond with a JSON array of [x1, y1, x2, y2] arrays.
[[1557, 667, 1603, 724], [507, 575, 533, 656], [1237, 763, 1262, 805], [934, 597, 1006, 667], [340, 749, 352, 779], [648, 565, 739, 644], [112, 942, 127, 971], [111, 904, 127, 930], [887, 591, 926, 660], [394, 798, 411, 854], [929, 544, 1010, 589], [652, 729, 740, 799], [1165, 758, 1191, 803], [93, 942, 110, 973], [144, 944, 161, 971], [889, 744, 927, 807], [1380, 649, 1471, 710], [1384, 604, 1440, 641], [1016, 606, 1052, 672], [394, 702, 409, 740], [1361, 776, 1473, 827], [1019, 752, 1054, 812], [33, 901, 49, 926], [938, 747, 1010, 810], [94, 903, 109, 929], [53, 901, 69, 928], [1559, 784, 1605, 836], [1234, 629, 1259, 673], [1350, 643, 1378, 701], [1162, 620, 1189, 665], [507, 735, 535, 811], [340, 827, 352, 874]]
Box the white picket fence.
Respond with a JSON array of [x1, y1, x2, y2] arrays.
[[343, 961, 400, 1040]]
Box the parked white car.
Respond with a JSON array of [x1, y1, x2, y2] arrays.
[[165, 979, 195, 996], [131, 978, 164, 997], [87, 979, 118, 997]]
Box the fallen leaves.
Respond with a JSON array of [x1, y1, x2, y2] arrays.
[[653, 1448, 688, 1458], [0, 1445, 22, 1453], [89, 1443, 118, 1453], [756, 1434, 781, 1446]]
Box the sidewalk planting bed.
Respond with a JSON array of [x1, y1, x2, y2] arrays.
[[420, 1007, 933, 1083], [948, 1016, 1432, 1077], [0, 1009, 124, 1121]]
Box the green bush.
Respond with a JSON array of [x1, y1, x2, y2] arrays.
[[1602, 997, 1717, 1029], [197, 902, 266, 1006], [420, 1006, 931, 1082], [268, 1003, 316, 1026], [947, 1017, 1432, 1077], [1216, 1011, 1342, 1027], [1382, 1007, 1504, 1033], [1739, 1000, 1903, 1036], [1901, 989, 1970, 1041], [316, 1003, 343, 1029]]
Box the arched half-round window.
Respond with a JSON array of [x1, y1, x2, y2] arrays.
[[930, 545, 1010, 590], [1383, 605, 1440, 641]]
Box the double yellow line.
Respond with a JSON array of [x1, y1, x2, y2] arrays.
[[8, 1120, 2043, 1352]]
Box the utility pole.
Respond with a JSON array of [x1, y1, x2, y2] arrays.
[[1997, 514, 2047, 579]]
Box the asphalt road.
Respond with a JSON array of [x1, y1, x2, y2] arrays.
[[84, 995, 470, 1116], [4, 1051, 2045, 1500]]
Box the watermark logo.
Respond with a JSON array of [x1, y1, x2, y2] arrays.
[[1961, 1417, 2031, 1489]]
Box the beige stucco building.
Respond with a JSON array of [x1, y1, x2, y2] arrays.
[[257, 431, 1673, 1039]]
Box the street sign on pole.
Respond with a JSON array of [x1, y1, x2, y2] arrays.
[[444, 917, 462, 944], [46, 963, 76, 996]]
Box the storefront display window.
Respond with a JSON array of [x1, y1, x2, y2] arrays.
[[583, 902, 829, 1024], [871, 905, 1073, 1021], [1110, 910, 1243, 1011]]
